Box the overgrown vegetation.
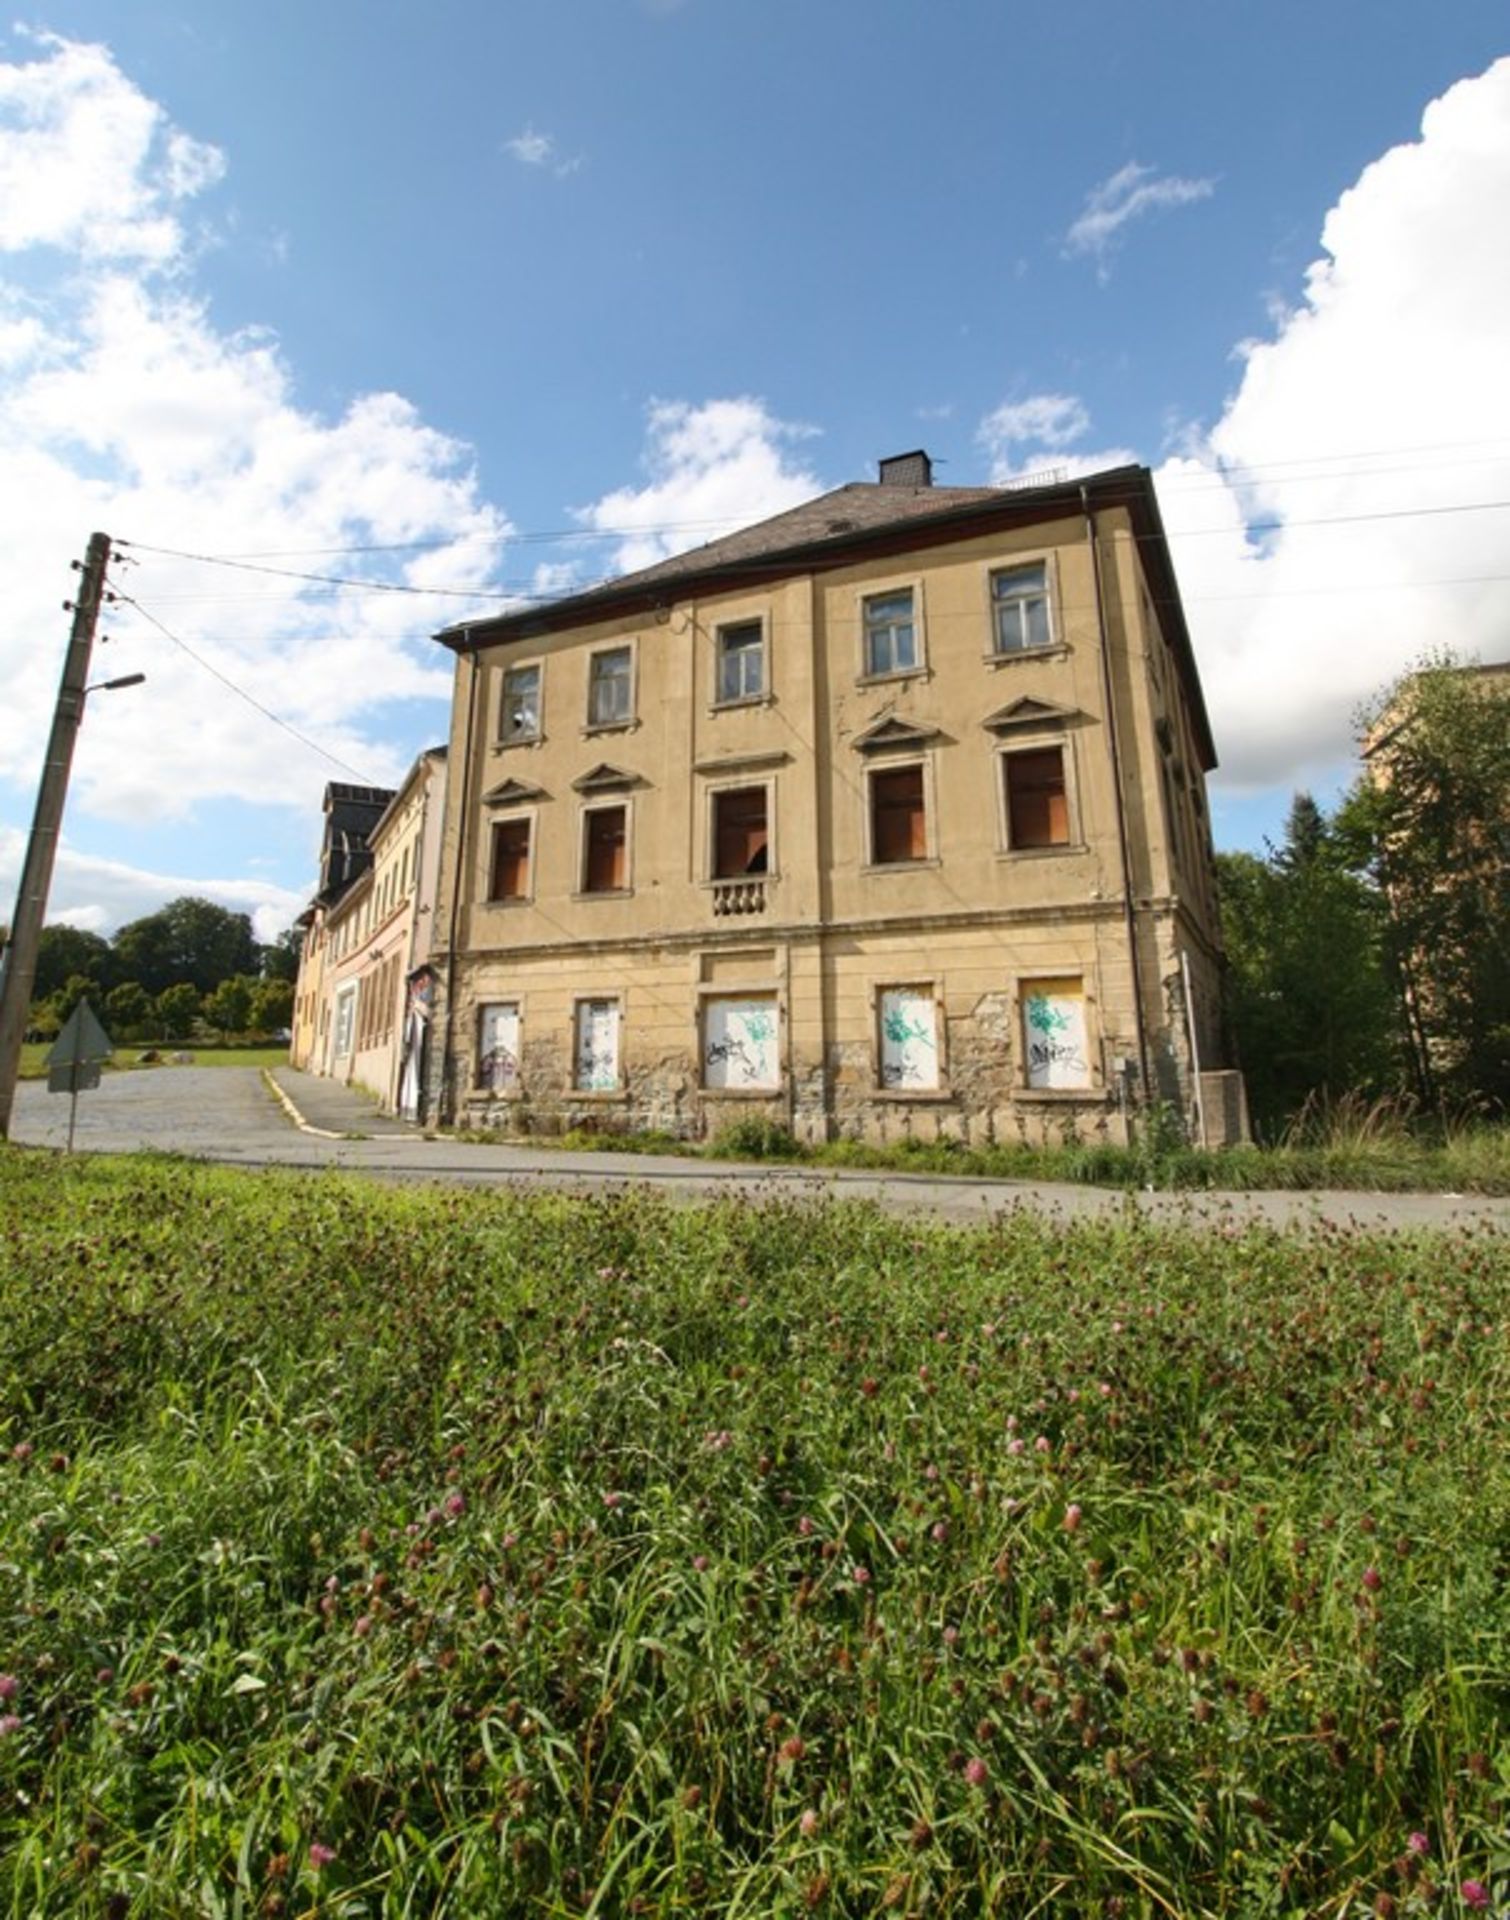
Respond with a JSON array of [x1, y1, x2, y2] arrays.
[[1, 1152, 1505, 1916], [1220, 657, 1510, 1136]]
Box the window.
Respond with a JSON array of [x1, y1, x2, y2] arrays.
[[1022, 977, 1090, 1090], [878, 987, 941, 1089], [574, 998, 620, 1091], [489, 817, 532, 901], [869, 764, 927, 865], [703, 994, 780, 1090], [333, 984, 357, 1059], [712, 786, 769, 877], [588, 646, 633, 728], [501, 663, 541, 743], [1004, 746, 1070, 849], [716, 620, 766, 703], [582, 804, 628, 893], [991, 562, 1052, 654], [477, 1001, 521, 1092], [862, 588, 917, 677]]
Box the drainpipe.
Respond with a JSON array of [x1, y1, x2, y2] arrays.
[[439, 647, 481, 1126], [1082, 486, 1152, 1104]]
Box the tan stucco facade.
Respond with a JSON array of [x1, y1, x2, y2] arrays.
[[428, 468, 1226, 1144], [290, 749, 447, 1115]]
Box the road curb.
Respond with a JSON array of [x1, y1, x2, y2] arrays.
[[261, 1069, 346, 1140]]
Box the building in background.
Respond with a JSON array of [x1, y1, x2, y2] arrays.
[[289, 750, 447, 1116], [425, 457, 1236, 1145]]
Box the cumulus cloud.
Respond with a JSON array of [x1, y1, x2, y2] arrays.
[[573, 397, 823, 575], [1065, 161, 1215, 278], [0, 826, 304, 944], [977, 391, 1135, 485], [1156, 56, 1510, 792], [0, 28, 223, 260], [0, 33, 512, 928]]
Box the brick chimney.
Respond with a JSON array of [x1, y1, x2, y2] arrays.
[[877, 449, 933, 488]]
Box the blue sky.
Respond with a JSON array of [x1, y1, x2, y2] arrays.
[[2, 3, 1508, 937]]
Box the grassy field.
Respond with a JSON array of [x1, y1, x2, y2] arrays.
[[18, 1043, 289, 1079], [0, 1152, 1505, 1917]]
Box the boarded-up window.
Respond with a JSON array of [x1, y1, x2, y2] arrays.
[[1005, 748, 1069, 848], [704, 995, 780, 1089], [1023, 976, 1090, 1089], [477, 1001, 521, 1091], [879, 987, 940, 1089], [583, 806, 628, 892], [870, 765, 927, 864], [575, 999, 620, 1090], [713, 787, 768, 877], [490, 818, 531, 900]]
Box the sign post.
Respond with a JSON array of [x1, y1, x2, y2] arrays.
[[45, 999, 114, 1151]]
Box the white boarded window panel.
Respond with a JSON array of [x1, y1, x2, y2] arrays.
[[1023, 978, 1090, 1089], [478, 1002, 520, 1091], [704, 995, 780, 1090], [879, 988, 940, 1089], [575, 999, 620, 1090]]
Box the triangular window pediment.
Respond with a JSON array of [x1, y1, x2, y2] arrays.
[[572, 762, 642, 793], [981, 696, 1082, 734], [483, 778, 545, 806], [851, 715, 941, 754]]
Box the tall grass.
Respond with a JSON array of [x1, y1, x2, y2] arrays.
[[0, 1150, 1505, 1916]]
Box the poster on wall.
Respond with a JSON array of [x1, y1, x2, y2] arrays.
[[879, 987, 940, 1089], [704, 995, 780, 1090], [575, 999, 620, 1091], [478, 1002, 521, 1092], [1023, 978, 1090, 1089]]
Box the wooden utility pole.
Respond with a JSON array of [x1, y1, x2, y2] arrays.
[[0, 533, 113, 1140]]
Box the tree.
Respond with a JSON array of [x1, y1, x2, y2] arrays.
[[202, 974, 255, 1041], [249, 977, 294, 1035], [1217, 794, 1398, 1135], [258, 924, 304, 983], [156, 982, 201, 1042], [34, 924, 113, 1002], [105, 980, 153, 1040], [46, 973, 99, 1028], [1344, 656, 1510, 1106], [113, 897, 259, 999]]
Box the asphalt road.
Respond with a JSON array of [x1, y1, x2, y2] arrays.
[[9, 1065, 1509, 1232]]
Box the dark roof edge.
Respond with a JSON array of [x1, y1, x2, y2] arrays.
[[437, 464, 1217, 770]]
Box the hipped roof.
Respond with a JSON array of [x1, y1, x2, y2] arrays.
[[437, 464, 1214, 769]]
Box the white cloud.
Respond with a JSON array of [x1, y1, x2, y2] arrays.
[[573, 398, 823, 575], [503, 126, 583, 178], [0, 33, 511, 853], [1065, 161, 1215, 278], [1154, 56, 1510, 793], [977, 390, 1135, 486], [0, 826, 304, 943], [0, 29, 224, 260]]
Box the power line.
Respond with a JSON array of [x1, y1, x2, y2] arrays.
[[112, 433, 1510, 565], [113, 590, 381, 784]]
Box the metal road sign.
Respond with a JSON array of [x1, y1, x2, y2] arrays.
[[44, 998, 114, 1146]]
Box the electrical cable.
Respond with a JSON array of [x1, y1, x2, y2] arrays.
[[112, 589, 381, 784]]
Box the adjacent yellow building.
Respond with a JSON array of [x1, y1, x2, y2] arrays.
[[423, 455, 1230, 1144]]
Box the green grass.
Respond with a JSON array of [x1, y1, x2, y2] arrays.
[[18, 1042, 288, 1079], [465, 1109, 1510, 1195], [0, 1151, 1505, 1917]]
